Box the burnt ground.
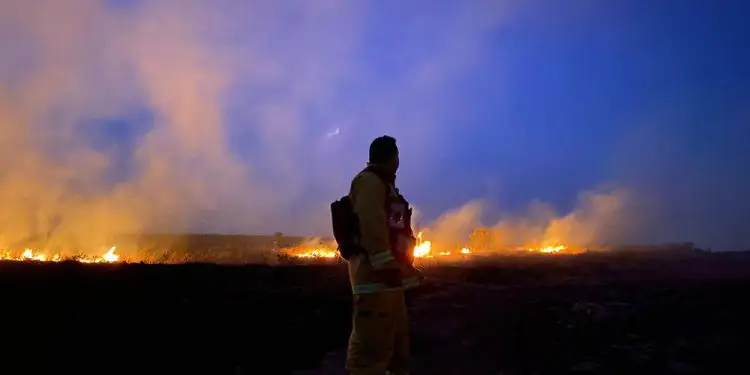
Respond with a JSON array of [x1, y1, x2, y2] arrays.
[[2, 252, 750, 374]]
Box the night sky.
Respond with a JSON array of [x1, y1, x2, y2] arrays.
[[1, 1, 749, 249]]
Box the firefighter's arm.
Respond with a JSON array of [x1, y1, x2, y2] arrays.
[[352, 172, 399, 270]]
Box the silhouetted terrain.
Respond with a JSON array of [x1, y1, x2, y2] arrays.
[[2, 251, 749, 374]]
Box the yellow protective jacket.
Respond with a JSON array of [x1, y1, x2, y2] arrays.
[[347, 166, 420, 295]]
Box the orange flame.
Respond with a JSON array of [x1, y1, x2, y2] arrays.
[[413, 232, 432, 258], [413, 232, 473, 258], [283, 246, 338, 259], [1, 246, 121, 263], [534, 245, 567, 253], [292, 248, 338, 258]]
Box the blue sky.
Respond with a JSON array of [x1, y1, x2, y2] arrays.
[[0, 0, 748, 249], [418, 0, 750, 248]]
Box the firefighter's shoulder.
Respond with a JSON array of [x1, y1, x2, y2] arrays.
[[351, 171, 385, 195]]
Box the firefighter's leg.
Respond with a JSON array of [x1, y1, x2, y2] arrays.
[[387, 290, 410, 375], [346, 291, 398, 375]]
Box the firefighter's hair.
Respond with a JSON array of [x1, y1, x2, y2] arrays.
[[369, 135, 398, 164]]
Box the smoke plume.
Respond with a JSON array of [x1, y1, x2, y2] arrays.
[[419, 188, 633, 252], [3, 0, 743, 253], [0, 0, 512, 253]]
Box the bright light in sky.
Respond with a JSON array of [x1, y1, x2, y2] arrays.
[[325, 128, 341, 139]]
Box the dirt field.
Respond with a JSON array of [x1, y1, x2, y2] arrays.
[[2, 251, 749, 374]]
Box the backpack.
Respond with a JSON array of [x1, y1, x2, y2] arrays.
[[330, 195, 363, 260]]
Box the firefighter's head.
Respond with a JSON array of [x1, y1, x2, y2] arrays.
[[369, 135, 399, 174]]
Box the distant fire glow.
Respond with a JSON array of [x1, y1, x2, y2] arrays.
[[280, 232, 476, 260], [287, 247, 338, 258], [1, 246, 121, 263], [413, 232, 433, 258], [535, 245, 567, 253], [280, 230, 580, 261]]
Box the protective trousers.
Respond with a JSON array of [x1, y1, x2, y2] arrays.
[[346, 290, 410, 375]]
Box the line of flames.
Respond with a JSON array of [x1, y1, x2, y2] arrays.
[[0, 246, 120, 263], [283, 232, 574, 260], [0, 235, 575, 263], [411, 232, 472, 258]]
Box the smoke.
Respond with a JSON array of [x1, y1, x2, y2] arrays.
[[0, 0, 250, 250], [423, 201, 483, 248], [0, 0, 512, 252], [3, 1, 738, 253], [419, 188, 633, 252]]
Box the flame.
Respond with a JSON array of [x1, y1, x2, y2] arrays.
[[413, 232, 432, 258], [524, 244, 584, 254], [283, 232, 468, 261], [411, 231, 578, 258], [0, 247, 121, 263], [296, 248, 337, 258], [412, 232, 473, 258], [21, 248, 55, 261], [283, 232, 473, 261], [101, 246, 120, 262], [535, 245, 567, 253], [284, 247, 338, 259]]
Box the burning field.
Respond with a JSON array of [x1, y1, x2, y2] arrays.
[[2, 234, 749, 374], [1, 246, 120, 263], [0, 229, 580, 269], [278, 231, 583, 265], [1, 0, 746, 373]]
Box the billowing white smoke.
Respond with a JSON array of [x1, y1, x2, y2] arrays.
[[417, 188, 631, 252], [0, 0, 510, 253]]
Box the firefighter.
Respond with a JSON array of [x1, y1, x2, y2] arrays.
[[345, 135, 421, 375]]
